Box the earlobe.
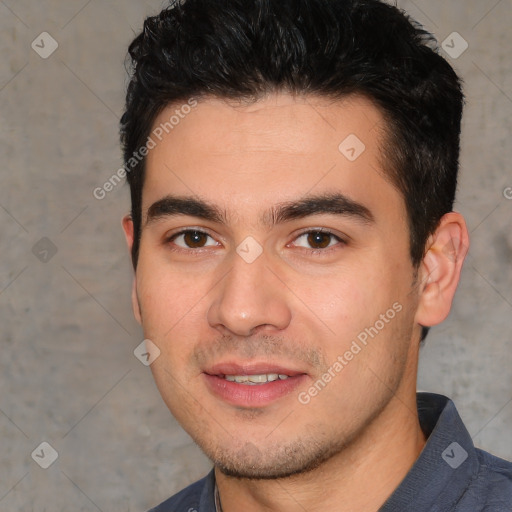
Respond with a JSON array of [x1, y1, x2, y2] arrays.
[[122, 214, 134, 250], [414, 212, 469, 328], [121, 214, 142, 325]]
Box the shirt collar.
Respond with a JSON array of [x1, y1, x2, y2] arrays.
[[379, 392, 480, 511]]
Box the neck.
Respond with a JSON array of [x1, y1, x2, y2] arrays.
[[215, 387, 426, 512]]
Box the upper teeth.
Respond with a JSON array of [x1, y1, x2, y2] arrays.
[[224, 374, 289, 384]]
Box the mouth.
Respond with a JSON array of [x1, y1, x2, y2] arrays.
[[203, 363, 308, 407], [223, 373, 290, 384]]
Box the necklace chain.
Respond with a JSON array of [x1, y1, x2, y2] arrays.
[[214, 483, 223, 512]]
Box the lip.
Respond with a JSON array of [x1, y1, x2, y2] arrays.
[[203, 362, 308, 408], [205, 362, 305, 377]]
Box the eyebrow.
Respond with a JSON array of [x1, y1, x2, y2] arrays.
[[146, 196, 224, 225], [145, 193, 374, 227], [267, 193, 374, 225]]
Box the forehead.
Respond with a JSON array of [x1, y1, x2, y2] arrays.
[[143, 93, 403, 225], [151, 93, 383, 157]]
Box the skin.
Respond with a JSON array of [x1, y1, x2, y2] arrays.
[[123, 93, 469, 512]]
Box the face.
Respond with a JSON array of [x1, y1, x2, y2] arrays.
[[126, 93, 424, 478]]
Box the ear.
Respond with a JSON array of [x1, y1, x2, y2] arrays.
[[122, 215, 142, 325], [414, 212, 469, 328]]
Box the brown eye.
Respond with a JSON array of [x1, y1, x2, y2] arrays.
[[307, 231, 333, 249], [183, 231, 208, 248], [172, 230, 217, 249], [292, 230, 343, 251]]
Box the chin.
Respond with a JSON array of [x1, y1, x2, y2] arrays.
[[205, 437, 345, 480]]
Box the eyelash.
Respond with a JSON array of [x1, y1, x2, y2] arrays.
[[290, 228, 346, 254], [165, 228, 220, 253], [165, 228, 346, 255]]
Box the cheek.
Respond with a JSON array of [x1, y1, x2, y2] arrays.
[[318, 302, 415, 410], [135, 257, 203, 344], [299, 267, 387, 334], [137, 244, 191, 302], [317, 288, 364, 338], [299, 259, 414, 363]]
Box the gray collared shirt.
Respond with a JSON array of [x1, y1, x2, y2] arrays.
[[149, 393, 512, 511]]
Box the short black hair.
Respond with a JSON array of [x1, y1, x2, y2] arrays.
[[120, 0, 465, 341]]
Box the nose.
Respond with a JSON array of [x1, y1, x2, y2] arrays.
[[207, 250, 292, 337]]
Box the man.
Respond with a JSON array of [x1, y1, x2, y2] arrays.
[[119, 0, 512, 510]]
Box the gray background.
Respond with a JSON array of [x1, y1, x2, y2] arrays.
[[0, 0, 510, 510]]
